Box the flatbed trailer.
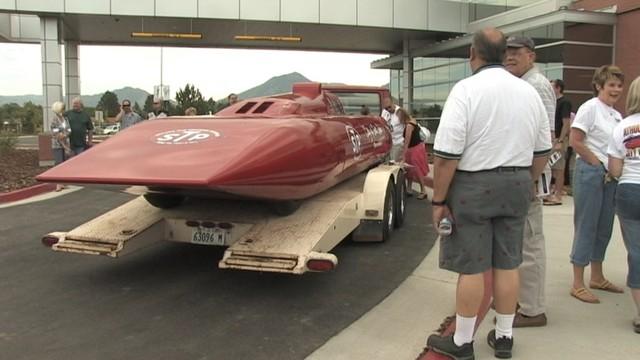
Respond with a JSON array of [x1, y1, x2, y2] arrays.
[[42, 164, 407, 275]]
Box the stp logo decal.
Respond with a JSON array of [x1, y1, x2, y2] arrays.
[[345, 125, 362, 159], [154, 129, 220, 144]]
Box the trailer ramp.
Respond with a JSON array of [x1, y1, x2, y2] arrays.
[[49, 197, 165, 257], [219, 175, 365, 274]]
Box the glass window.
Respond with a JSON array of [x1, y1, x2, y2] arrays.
[[546, 68, 562, 81], [435, 84, 450, 102], [422, 85, 436, 104], [413, 70, 423, 87], [450, 62, 466, 82], [423, 69, 436, 86], [413, 58, 423, 70], [329, 92, 382, 116], [435, 59, 450, 84]]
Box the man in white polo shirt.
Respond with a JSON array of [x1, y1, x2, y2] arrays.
[[504, 35, 556, 328], [426, 28, 551, 360], [381, 97, 404, 162]]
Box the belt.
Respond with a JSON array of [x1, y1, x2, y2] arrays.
[[457, 166, 530, 173]]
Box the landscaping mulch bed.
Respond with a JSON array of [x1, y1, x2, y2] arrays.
[[1, 149, 51, 193]]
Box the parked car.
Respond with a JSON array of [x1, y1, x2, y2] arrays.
[[102, 123, 120, 135]]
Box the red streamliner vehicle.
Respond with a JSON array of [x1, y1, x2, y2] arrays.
[[37, 83, 392, 209]]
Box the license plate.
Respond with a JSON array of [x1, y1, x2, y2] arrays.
[[191, 228, 229, 246]]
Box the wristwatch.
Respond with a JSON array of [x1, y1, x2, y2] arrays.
[[431, 199, 446, 206]]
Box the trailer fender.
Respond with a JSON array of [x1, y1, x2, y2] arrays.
[[352, 164, 402, 242], [360, 164, 402, 220]]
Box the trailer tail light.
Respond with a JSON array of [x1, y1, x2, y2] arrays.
[[42, 235, 60, 247], [365, 209, 379, 217], [306, 259, 335, 272], [185, 220, 200, 227]]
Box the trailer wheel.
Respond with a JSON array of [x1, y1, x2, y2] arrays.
[[382, 179, 396, 242], [272, 200, 301, 216], [143, 193, 185, 209], [394, 170, 406, 228]]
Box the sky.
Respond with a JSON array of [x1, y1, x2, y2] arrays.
[[0, 43, 390, 100]]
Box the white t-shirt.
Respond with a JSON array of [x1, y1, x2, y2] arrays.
[[433, 66, 551, 171], [571, 97, 622, 166], [381, 105, 404, 146], [607, 113, 640, 185]]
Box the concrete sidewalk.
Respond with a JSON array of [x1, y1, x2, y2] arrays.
[[307, 197, 639, 359]]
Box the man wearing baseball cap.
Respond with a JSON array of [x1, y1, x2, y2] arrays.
[[504, 35, 556, 328]]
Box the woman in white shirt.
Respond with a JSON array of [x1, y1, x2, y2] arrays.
[[569, 65, 625, 304], [608, 76, 640, 333]]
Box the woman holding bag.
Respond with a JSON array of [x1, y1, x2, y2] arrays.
[[398, 107, 433, 199], [50, 101, 72, 191]]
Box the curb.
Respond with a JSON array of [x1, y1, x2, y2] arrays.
[[0, 183, 56, 204]]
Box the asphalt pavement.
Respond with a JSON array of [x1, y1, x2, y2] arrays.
[[0, 188, 436, 360]]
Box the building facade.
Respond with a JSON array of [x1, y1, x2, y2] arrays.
[[380, 0, 638, 130]]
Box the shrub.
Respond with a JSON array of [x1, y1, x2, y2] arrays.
[[0, 131, 18, 154]]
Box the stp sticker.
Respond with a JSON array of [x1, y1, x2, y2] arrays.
[[154, 129, 221, 144], [345, 125, 362, 159]]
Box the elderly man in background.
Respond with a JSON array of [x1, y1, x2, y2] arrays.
[[148, 97, 169, 119], [65, 97, 94, 155], [427, 28, 550, 359], [504, 35, 556, 328]]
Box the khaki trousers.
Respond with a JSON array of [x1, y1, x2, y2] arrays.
[[518, 199, 547, 316]]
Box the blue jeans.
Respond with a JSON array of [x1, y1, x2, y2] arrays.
[[570, 158, 617, 266], [616, 183, 640, 289]]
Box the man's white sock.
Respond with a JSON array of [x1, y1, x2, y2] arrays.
[[453, 314, 476, 346], [495, 312, 515, 339]]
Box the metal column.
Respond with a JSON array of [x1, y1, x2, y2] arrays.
[[65, 41, 81, 109], [402, 39, 413, 113], [40, 16, 63, 132]]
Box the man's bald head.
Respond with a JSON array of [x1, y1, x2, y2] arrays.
[[472, 28, 506, 64]]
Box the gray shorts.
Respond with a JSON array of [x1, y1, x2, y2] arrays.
[[439, 168, 533, 274], [389, 143, 404, 162]]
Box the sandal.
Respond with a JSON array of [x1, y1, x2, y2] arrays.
[[417, 193, 428, 200], [570, 287, 600, 303], [543, 196, 561, 206], [589, 279, 625, 293]]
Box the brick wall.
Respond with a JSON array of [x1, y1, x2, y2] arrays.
[[571, 1, 640, 115]]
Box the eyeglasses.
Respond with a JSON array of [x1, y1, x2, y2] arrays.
[[122, 104, 131, 107]]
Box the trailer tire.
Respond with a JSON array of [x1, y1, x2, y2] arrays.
[[143, 193, 185, 209], [272, 200, 301, 216], [382, 179, 395, 242], [394, 170, 406, 228]]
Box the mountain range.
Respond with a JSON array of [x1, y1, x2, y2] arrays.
[[0, 72, 386, 107], [0, 87, 150, 108]]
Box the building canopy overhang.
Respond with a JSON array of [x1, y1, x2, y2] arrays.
[[372, 9, 617, 69], [0, 12, 461, 54]]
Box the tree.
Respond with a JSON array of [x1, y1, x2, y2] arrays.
[[175, 84, 208, 115], [143, 94, 155, 117], [206, 97, 216, 115], [98, 91, 119, 117], [21, 101, 43, 134], [133, 101, 142, 115]]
